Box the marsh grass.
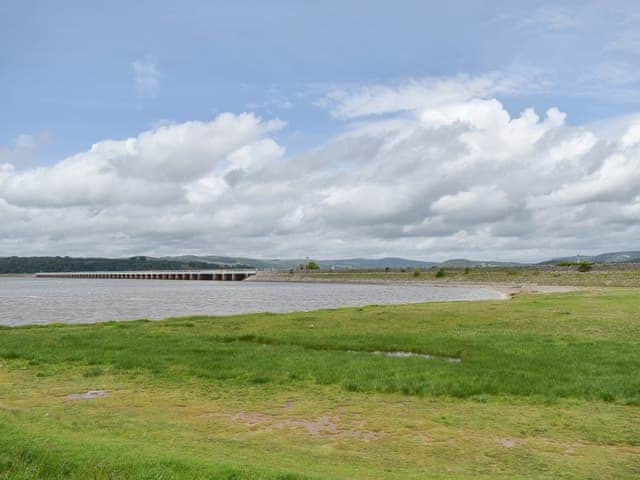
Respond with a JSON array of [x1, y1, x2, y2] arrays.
[[1, 290, 638, 402], [1, 289, 639, 478]]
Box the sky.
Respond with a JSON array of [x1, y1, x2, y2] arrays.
[[1, 0, 640, 261]]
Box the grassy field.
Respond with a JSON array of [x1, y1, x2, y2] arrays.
[[1, 288, 639, 478], [261, 264, 640, 287]]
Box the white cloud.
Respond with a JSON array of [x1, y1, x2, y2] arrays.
[[132, 55, 160, 100], [321, 72, 542, 119], [2, 76, 640, 261], [431, 186, 515, 223], [0, 113, 284, 208], [529, 152, 640, 208], [622, 124, 640, 147]]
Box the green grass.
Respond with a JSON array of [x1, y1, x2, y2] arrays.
[[1, 289, 639, 478]]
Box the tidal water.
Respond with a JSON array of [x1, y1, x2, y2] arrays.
[[0, 277, 503, 326]]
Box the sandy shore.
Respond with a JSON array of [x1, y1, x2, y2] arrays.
[[480, 283, 580, 298]]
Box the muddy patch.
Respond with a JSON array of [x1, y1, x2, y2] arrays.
[[65, 390, 108, 401], [209, 411, 383, 442]]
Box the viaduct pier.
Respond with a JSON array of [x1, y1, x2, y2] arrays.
[[34, 270, 257, 281]]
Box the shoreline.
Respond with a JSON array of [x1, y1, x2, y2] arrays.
[[249, 271, 582, 298]]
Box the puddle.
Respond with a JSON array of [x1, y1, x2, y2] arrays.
[[354, 350, 461, 363], [253, 341, 462, 363], [65, 390, 108, 400]]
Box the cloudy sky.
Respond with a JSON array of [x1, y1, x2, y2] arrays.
[[1, 1, 640, 261]]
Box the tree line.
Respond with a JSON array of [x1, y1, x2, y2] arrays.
[[0, 256, 252, 274]]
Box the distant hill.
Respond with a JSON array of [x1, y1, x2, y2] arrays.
[[540, 251, 640, 265], [438, 258, 522, 268], [317, 257, 437, 269], [163, 255, 521, 270], [161, 255, 298, 269], [162, 255, 436, 270], [592, 251, 640, 263], [165, 250, 640, 270], [4, 250, 638, 274], [0, 256, 236, 274]]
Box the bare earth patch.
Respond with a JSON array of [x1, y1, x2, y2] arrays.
[[488, 284, 582, 298], [65, 390, 108, 401], [209, 411, 383, 442], [496, 437, 525, 448], [420, 282, 581, 298]]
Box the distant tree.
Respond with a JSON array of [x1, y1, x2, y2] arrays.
[[413, 269, 421, 277], [435, 268, 446, 278], [384, 267, 390, 272], [306, 261, 320, 270], [464, 267, 470, 275], [577, 261, 592, 272]]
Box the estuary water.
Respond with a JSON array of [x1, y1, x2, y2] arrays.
[[0, 277, 504, 326]]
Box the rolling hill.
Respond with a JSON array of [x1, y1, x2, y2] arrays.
[[540, 251, 640, 265]]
